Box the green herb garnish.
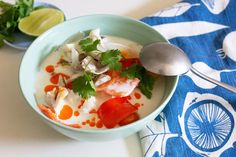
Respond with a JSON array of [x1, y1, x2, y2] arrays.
[[121, 64, 155, 99], [101, 49, 122, 70], [0, 0, 34, 47], [15, 0, 34, 19], [79, 38, 100, 52], [72, 73, 96, 99], [121, 64, 142, 79], [138, 72, 155, 99]]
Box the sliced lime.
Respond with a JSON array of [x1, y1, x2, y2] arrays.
[[18, 8, 65, 37]]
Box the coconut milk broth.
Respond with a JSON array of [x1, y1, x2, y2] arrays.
[[35, 35, 165, 129]]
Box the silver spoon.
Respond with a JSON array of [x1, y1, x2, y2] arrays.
[[139, 42, 236, 93]]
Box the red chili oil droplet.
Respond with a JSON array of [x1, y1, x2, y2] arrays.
[[65, 81, 73, 89], [134, 92, 141, 99], [45, 65, 55, 73], [96, 120, 103, 128], [50, 74, 60, 84], [92, 117, 96, 121], [86, 119, 90, 124], [50, 73, 70, 84], [134, 103, 141, 109], [58, 105, 73, 120], [44, 85, 58, 93], [89, 109, 97, 114], [74, 111, 80, 117], [126, 95, 132, 100], [89, 121, 96, 127]]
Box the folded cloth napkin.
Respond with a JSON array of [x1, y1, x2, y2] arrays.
[[139, 0, 236, 157]]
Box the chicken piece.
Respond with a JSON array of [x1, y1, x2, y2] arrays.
[[96, 71, 140, 97], [44, 87, 97, 124], [94, 74, 111, 87], [89, 29, 102, 41], [81, 96, 96, 113]]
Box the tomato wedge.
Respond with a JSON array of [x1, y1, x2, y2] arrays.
[[119, 112, 139, 126], [97, 97, 138, 128]]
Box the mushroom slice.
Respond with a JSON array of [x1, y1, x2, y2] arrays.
[[71, 47, 86, 72], [81, 96, 97, 113], [81, 56, 109, 74], [71, 47, 79, 68], [45, 88, 57, 106], [54, 87, 69, 108]]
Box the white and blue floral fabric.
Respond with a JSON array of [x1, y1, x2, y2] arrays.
[[139, 0, 236, 157]]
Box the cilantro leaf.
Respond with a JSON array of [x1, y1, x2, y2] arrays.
[[79, 38, 100, 52], [121, 64, 155, 99], [0, 1, 16, 36], [0, 0, 34, 47], [16, 0, 34, 19], [121, 64, 142, 79], [100, 49, 122, 70], [72, 73, 96, 99], [139, 72, 155, 99]]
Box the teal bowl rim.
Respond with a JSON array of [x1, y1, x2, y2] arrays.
[[19, 14, 179, 134]]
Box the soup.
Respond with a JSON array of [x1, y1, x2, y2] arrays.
[[35, 29, 165, 129]]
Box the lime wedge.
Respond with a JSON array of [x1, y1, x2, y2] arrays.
[[18, 8, 65, 37]]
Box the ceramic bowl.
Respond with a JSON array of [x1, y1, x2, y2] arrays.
[[19, 14, 178, 141]]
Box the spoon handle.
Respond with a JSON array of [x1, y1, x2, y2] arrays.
[[190, 67, 236, 93]]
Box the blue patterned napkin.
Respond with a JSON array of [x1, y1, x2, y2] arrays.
[[139, 0, 236, 157]]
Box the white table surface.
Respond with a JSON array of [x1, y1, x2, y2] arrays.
[[0, 0, 180, 156]]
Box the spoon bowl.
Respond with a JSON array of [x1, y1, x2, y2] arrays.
[[140, 42, 191, 76], [140, 42, 236, 93]]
